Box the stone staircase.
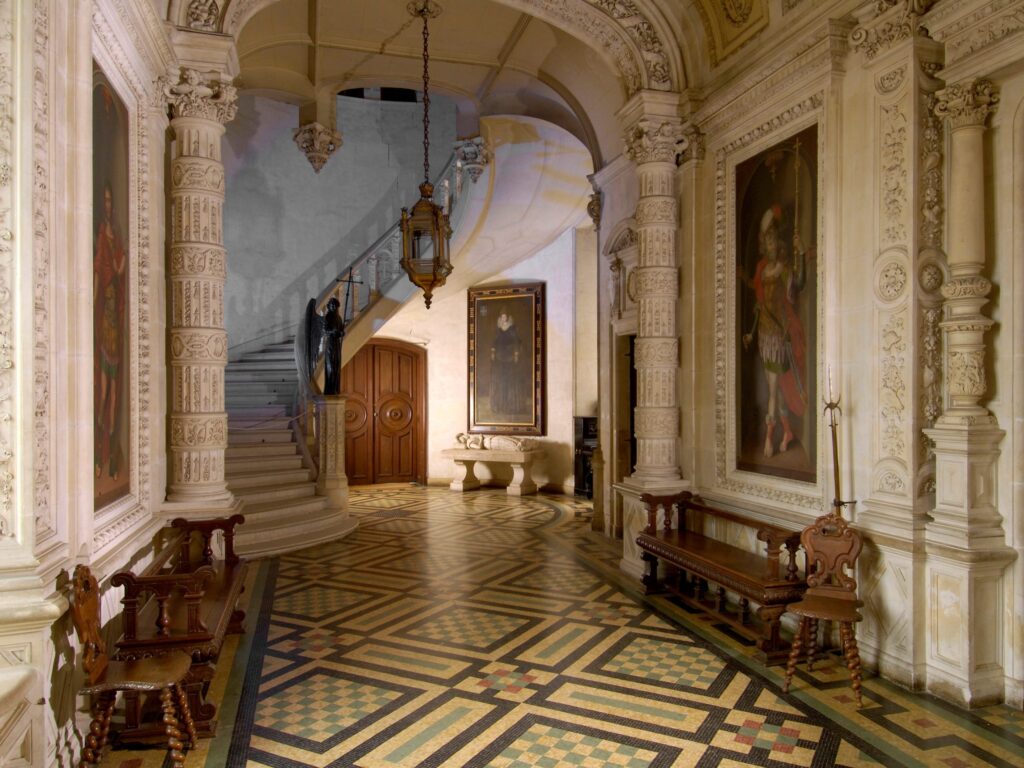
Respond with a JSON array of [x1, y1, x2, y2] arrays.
[[225, 342, 356, 558]]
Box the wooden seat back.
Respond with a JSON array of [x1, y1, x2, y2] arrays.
[[801, 512, 862, 602]]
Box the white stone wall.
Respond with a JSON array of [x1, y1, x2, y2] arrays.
[[222, 93, 456, 359]]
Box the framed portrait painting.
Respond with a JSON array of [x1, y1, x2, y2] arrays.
[[93, 61, 132, 509], [468, 283, 545, 435], [735, 123, 818, 483]]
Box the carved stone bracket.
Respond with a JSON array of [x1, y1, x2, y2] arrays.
[[293, 122, 343, 173], [453, 135, 491, 183]]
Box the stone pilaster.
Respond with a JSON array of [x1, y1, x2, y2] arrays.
[[163, 68, 241, 512], [921, 78, 1016, 707], [847, 18, 945, 690], [613, 94, 689, 578]]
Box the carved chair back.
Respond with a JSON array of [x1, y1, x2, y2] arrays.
[[801, 512, 863, 602], [70, 565, 109, 684]]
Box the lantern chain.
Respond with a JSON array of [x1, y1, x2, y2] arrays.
[[421, 4, 431, 185]]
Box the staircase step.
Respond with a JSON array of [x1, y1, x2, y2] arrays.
[[228, 468, 311, 490], [238, 350, 295, 363], [227, 405, 288, 419], [225, 454, 303, 473], [230, 480, 316, 503], [226, 394, 296, 407], [240, 494, 330, 517], [225, 369, 298, 382], [228, 415, 294, 430], [226, 381, 297, 394], [226, 442, 298, 459], [227, 428, 294, 445]]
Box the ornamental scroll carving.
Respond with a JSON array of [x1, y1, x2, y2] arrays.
[[850, 1, 936, 61], [920, 96, 943, 248], [293, 122, 342, 174], [880, 314, 907, 458], [934, 79, 999, 130], [880, 104, 908, 245], [162, 68, 238, 124], [941, 5, 1024, 66]]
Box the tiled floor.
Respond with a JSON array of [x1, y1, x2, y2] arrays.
[[101, 487, 1024, 767]]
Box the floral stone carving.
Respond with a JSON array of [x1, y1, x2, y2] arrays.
[[293, 122, 343, 173]]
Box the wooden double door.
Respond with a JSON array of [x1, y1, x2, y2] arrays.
[[341, 340, 426, 485]]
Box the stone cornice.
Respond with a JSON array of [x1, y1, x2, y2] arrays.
[[925, 0, 1024, 82]]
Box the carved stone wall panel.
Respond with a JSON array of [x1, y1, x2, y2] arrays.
[[879, 311, 909, 461], [0, 0, 14, 541], [858, 545, 914, 671], [879, 102, 909, 247]]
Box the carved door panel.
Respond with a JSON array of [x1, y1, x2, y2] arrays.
[[342, 341, 425, 485]]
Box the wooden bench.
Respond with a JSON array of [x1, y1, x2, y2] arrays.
[[112, 515, 247, 739], [636, 492, 804, 665]]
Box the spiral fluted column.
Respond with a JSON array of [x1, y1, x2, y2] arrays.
[[163, 69, 240, 510]]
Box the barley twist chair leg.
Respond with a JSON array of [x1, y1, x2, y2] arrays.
[[783, 617, 806, 693], [160, 686, 186, 767], [79, 697, 106, 768], [175, 682, 199, 748], [806, 618, 819, 671], [840, 622, 864, 708]]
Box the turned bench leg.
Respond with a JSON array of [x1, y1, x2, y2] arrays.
[[640, 552, 663, 594]]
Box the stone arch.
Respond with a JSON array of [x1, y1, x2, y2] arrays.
[[186, 0, 686, 94]]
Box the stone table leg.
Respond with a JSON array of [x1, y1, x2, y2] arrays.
[[507, 461, 537, 496], [450, 460, 480, 491]]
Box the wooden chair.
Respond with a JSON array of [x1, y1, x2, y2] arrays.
[[782, 512, 865, 706], [70, 564, 197, 767]]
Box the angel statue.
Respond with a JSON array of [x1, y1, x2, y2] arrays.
[[301, 296, 346, 395]]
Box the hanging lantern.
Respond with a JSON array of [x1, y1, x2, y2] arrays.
[[400, 0, 452, 309]]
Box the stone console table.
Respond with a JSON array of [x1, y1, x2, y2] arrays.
[[441, 447, 545, 496]]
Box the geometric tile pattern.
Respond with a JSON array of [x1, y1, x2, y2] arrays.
[[97, 487, 1024, 768], [600, 634, 726, 690], [256, 672, 402, 742], [490, 723, 659, 767]]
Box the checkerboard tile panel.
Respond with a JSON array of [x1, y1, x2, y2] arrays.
[[600, 634, 726, 690], [273, 584, 372, 618], [489, 723, 660, 768], [256, 672, 402, 743], [399, 605, 532, 649]]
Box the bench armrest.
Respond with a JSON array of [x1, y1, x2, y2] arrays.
[[112, 565, 216, 639], [171, 514, 246, 566]]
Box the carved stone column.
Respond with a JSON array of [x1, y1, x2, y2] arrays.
[[613, 93, 688, 577], [163, 69, 241, 512], [922, 78, 1015, 707]]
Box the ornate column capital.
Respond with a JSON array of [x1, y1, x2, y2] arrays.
[[623, 118, 684, 165], [293, 122, 343, 173], [453, 135, 491, 183], [934, 79, 999, 130], [161, 68, 238, 124]]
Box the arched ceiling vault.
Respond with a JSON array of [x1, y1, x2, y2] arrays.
[[194, 0, 686, 92], [169, 0, 693, 170]]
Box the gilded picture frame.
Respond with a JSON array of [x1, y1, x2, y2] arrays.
[[468, 283, 545, 435]]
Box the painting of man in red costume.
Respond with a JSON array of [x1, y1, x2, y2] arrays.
[[736, 125, 817, 483], [93, 64, 131, 508]]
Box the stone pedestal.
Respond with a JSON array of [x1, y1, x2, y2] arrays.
[[315, 395, 350, 511], [441, 448, 545, 496]]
